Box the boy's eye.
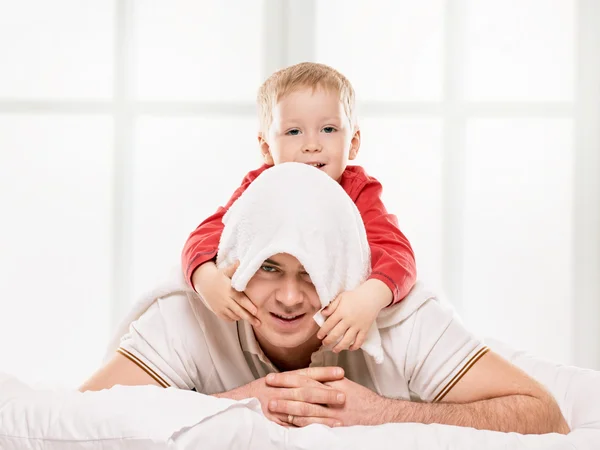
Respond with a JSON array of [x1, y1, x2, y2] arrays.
[[286, 129, 301, 136], [322, 126, 336, 133], [260, 265, 278, 273]]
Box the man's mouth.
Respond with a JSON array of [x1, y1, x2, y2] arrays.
[[270, 312, 305, 322]]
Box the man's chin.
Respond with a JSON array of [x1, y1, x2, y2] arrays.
[[256, 324, 319, 349]]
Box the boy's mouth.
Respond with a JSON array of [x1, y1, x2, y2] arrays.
[[306, 162, 326, 169]]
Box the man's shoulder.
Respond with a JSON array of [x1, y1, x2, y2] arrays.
[[376, 282, 442, 329], [153, 291, 234, 336]]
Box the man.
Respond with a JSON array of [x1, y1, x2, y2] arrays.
[[81, 163, 569, 434]]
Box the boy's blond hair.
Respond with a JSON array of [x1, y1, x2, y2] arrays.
[[257, 62, 356, 134]]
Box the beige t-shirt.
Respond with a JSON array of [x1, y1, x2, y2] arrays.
[[118, 284, 488, 403]]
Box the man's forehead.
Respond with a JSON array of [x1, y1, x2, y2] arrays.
[[264, 255, 306, 271]]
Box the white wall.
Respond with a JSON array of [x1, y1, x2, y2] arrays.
[[0, 0, 598, 388]]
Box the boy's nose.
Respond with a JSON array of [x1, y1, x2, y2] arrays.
[[302, 139, 322, 153]]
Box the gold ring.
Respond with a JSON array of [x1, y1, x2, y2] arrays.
[[288, 414, 294, 424]]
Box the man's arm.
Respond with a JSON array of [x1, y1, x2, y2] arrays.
[[267, 353, 568, 434], [79, 352, 164, 392], [381, 350, 569, 434]]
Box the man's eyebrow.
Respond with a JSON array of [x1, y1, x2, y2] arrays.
[[263, 258, 282, 267]]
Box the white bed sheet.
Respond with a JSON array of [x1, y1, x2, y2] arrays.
[[0, 338, 598, 449]]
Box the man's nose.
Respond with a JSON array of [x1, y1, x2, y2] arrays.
[[276, 277, 305, 308]]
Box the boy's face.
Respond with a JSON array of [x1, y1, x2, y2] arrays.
[[259, 87, 360, 181]]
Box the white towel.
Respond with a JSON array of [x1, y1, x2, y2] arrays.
[[216, 162, 384, 363]]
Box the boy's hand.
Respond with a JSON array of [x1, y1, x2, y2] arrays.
[[316, 280, 391, 353], [192, 261, 260, 327]]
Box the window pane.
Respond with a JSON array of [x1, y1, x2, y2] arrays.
[[0, 115, 113, 387], [357, 118, 444, 289], [462, 118, 573, 363], [134, 0, 264, 101], [464, 0, 575, 101], [0, 1, 114, 99], [131, 116, 261, 300], [316, 0, 444, 102]]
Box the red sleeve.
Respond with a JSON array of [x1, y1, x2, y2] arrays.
[[353, 176, 417, 306], [181, 164, 270, 287]]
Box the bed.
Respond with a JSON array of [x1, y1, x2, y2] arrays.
[[0, 337, 598, 449]]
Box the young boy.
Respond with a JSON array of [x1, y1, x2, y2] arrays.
[[182, 62, 416, 353]]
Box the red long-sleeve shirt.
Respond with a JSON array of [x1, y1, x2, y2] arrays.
[[182, 164, 417, 305]]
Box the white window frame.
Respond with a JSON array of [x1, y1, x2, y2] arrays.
[[0, 0, 597, 368]]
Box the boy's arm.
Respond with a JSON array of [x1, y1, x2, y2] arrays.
[[354, 177, 417, 306], [182, 164, 270, 288]]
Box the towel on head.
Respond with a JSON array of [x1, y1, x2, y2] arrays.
[[216, 162, 384, 363]]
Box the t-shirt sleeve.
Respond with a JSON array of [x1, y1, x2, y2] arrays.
[[352, 174, 417, 305], [118, 292, 210, 391], [404, 300, 489, 403]]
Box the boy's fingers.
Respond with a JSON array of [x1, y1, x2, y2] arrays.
[[349, 330, 367, 351], [235, 293, 258, 317], [221, 260, 240, 279], [333, 329, 358, 353], [322, 321, 349, 347], [221, 309, 238, 322], [321, 297, 341, 317], [316, 316, 342, 340], [228, 302, 258, 325]]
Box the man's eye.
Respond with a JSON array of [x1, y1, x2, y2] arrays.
[[286, 129, 300, 136], [322, 127, 336, 133]]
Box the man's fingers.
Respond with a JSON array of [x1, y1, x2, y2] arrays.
[[265, 373, 320, 388], [322, 321, 349, 347], [317, 315, 342, 340], [283, 386, 345, 405], [265, 369, 344, 388], [268, 399, 337, 419], [290, 415, 343, 428], [276, 366, 345, 383], [332, 328, 359, 353]]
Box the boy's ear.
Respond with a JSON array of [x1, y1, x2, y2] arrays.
[[258, 133, 274, 165], [348, 128, 361, 160]]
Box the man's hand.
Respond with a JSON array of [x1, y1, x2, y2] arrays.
[[217, 367, 347, 428], [317, 279, 391, 352], [267, 374, 389, 427], [191, 261, 260, 326]]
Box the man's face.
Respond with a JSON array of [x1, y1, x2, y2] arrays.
[[260, 87, 360, 182], [244, 253, 322, 351]]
